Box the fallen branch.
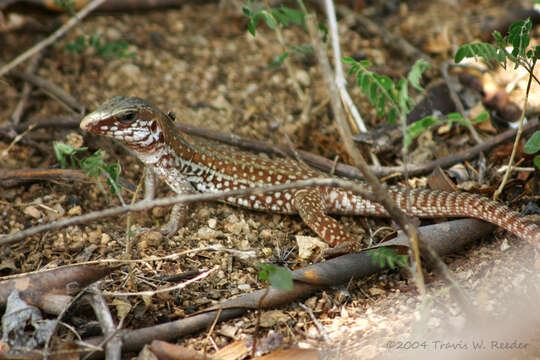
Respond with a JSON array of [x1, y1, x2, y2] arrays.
[[0, 263, 117, 315]]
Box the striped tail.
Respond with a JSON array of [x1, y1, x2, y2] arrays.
[[325, 187, 540, 247]]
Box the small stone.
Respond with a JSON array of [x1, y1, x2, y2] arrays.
[[259, 229, 274, 241], [100, 233, 112, 245], [145, 231, 163, 247], [210, 94, 230, 110], [53, 203, 66, 218], [224, 214, 248, 234], [137, 240, 148, 250], [295, 70, 311, 87], [197, 207, 210, 218], [119, 63, 141, 81], [68, 205, 82, 216], [237, 284, 251, 291], [152, 207, 167, 218], [106, 27, 122, 41], [88, 231, 100, 244], [245, 83, 258, 94], [260, 310, 288, 327], [500, 239, 510, 251], [208, 218, 217, 229], [197, 227, 220, 240], [218, 324, 237, 339], [24, 205, 41, 219]]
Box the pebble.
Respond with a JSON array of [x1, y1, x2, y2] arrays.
[[237, 283, 251, 291], [196, 227, 220, 240], [208, 218, 217, 229], [100, 233, 112, 245], [295, 69, 310, 87], [145, 231, 163, 247], [24, 205, 42, 219], [68, 205, 82, 216]]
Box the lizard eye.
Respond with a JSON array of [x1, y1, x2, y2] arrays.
[[116, 112, 136, 124]]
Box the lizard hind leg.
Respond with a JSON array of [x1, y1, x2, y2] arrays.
[[293, 189, 357, 249]]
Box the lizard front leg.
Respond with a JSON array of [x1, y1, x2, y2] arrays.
[[144, 167, 157, 201], [160, 179, 197, 236], [146, 168, 197, 236], [293, 188, 357, 256]]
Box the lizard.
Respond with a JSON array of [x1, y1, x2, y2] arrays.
[[80, 96, 540, 253]]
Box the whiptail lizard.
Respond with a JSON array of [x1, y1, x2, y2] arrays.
[[80, 96, 540, 252]]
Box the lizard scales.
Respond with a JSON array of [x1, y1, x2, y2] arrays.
[[80, 96, 540, 249]]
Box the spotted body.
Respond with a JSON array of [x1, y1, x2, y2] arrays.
[[80, 96, 540, 250]]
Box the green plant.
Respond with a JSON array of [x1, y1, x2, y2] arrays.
[[54, 142, 122, 196], [65, 34, 136, 58], [256, 263, 293, 291], [455, 17, 540, 175], [243, 1, 324, 68], [54, 0, 75, 12], [54, 0, 136, 59], [525, 130, 540, 168], [369, 247, 408, 270], [243, 2, 305, 36], [344, 57, 485, 149]]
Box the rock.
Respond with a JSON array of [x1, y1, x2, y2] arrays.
[[24, 205, 41, 219], [68, 205, 82, 216]]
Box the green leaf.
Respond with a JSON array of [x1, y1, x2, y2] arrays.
[[405, 116, 439, 148], [408, 59, 431, 91], [271, 8, 289, 26], [398, 78, 408, 111], [256, 263, 293, 291], [247, 20, 256, 36], [280, 5, 304, 25], [473, 110, 489, 124], [376, 93, 386, 117], [508, 18, 531, 58], [534, 155, 540, 168], [368, 81, 378, 104], [269, 52, 289, 67], [260, 10, 278, 29], [454, 42, 505, 64], [446, 112, 465, 125], [524, 130, 540, 154], [318, 23, 328, 42], [374, 73, 393, 90], [369, 248, 408, 270], [360, 72, 370, 93], [64, 36, 87, 54], [342, 56, 355, 64], [290, 44, 312, 55], [387, 107, 397, 125]]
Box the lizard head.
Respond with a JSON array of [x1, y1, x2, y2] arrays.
[[80, 96, 168, 153]]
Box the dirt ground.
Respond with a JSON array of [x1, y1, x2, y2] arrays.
[[1, 0, 540, 358]]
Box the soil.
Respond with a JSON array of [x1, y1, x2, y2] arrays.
[[1, 0, 539, 358]]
